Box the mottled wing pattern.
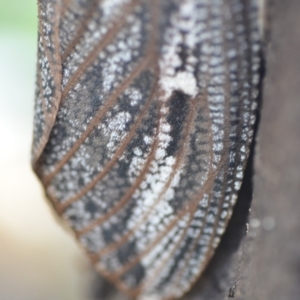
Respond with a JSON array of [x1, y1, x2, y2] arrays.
[[32, 0, 260, 299], [33, 0, 62, 163]]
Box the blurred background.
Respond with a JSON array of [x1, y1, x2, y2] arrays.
[[0, 1, 93, 299]]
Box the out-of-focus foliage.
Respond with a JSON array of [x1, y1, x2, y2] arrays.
[[0, 0, 37, 32]]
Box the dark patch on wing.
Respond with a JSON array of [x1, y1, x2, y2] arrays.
[[165, 90, 190, 157]]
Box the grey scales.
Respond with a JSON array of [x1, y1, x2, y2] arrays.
[[32, 0, 261, 299]]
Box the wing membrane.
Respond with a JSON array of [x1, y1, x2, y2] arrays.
[[33, 0, 260, 299]]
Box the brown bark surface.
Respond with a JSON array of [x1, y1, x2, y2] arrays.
[[245, 0, 300, 299]]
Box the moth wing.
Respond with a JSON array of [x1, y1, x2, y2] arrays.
[[33, 0, 62, 165], [33, 0, 260, 299]]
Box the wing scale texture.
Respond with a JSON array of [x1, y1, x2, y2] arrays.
[[32, 0, 260, 299]]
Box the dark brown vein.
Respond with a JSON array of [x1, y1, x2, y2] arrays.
[[76, 113, 161, 239], [37, 61, 47, 120], [43, 55, 152, 187], [60, 0, 139, 101], [96, 150, 220, 281], [33, 1, 62, 168], [132, 200, 200, 297], [171, 37, 233, 289], [114, 211, 191, 281], [61, 0, 71, 16], [178, 162, 230, 294], [171, 176, 223, 291], [162, 76, 229, 293], [171, 130, 232, 294], [125, 209, 192, 298], [87, 97, 196, 262], [66, 0, 161, 236], [56, 69, 159, 213], [61, 0, 102, 62], [101, 166, 218, 296]]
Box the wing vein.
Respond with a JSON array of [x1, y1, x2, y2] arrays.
[[61, 0, 103, 62], [75, 110, 161, 237], [43, 55, 152, 187], [60, 0, 139, 101], [56, 69, 159, 213], [86, 95, 197, 262]]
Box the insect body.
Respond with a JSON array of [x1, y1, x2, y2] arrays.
[[32, 0, 260, 299]]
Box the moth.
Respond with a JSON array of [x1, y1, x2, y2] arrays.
[[32, 0, 261, 299]]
